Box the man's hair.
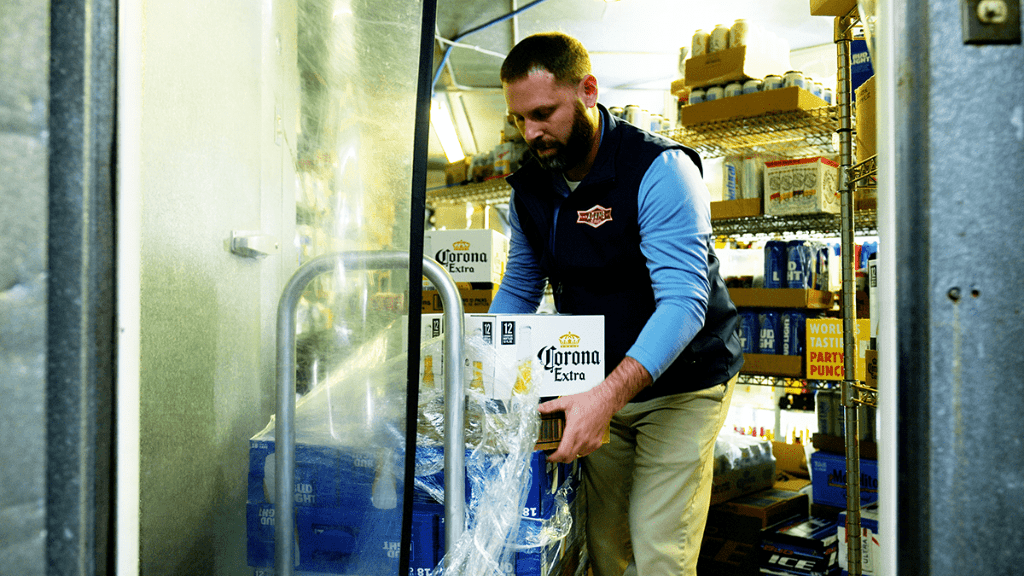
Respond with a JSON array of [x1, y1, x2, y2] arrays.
[[500, 32, 592, 86]]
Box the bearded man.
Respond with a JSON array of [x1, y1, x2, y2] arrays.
[[488, 32, 744, 576]]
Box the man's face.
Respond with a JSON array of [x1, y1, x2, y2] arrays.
[[504, 70, 594, 172]]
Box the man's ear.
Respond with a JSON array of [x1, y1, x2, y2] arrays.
[[578, 74, 599, 107]]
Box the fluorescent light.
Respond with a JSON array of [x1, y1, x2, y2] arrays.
[[431, 98, 465, 164]]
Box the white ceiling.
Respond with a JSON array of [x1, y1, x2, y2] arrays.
[[428, 0, 839, 169]]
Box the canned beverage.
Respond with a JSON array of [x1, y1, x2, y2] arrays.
[[783, 70, 806, 89], [763, 74, 784, 90], [609, 106, 624, 119], [816, 389, 838, 436], [724, 82, 743, 98], [763, 240, 787, 289], [822, 87, 834, 105], [758, 311, 781, 354], [786, 239, 813, 289], [739, 311, 760, 354], [689, 88, 706, 104], [705, 86, 724, 101], [691, 29, 709, 57], [723, 157, 739, 200], [815, 245, 830, 291], [808, 80, 823, 98], [709, 24, 730, 53], [742, 79, 763, 94], [624, 104, 642, 126], [729, 19, 750, 48], [781, 311, 807, 356]]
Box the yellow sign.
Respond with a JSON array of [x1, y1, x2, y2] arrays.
[[805, 319, 870, 381]]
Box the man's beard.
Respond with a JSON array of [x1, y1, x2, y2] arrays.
[[529, 101, 594, 173]]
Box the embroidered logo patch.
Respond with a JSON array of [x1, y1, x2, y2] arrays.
[[576, 205, 613, 228]]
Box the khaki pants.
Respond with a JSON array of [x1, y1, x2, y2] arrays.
[[584, 375, 736, 576]]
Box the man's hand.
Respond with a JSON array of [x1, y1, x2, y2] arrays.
[[540, 356, 653, 463]]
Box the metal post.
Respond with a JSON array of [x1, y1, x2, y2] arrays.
[[273, 251, 465, 575], [835, 11, 862, 576]]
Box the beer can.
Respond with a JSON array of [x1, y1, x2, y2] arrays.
[[757, 311, 781, 354], [739, 311, 760, 354], [609, 106, 624, 119], [786, 239, 813, 289], [709, 24, 730, 53], [691, 29, 709, 58], [781, 311, 806, 356], [823, 87, 834, 105], [816, 245, 830, 291], [689, 88, 705, 104], [729, 19, 750, 48], [783, 70, 806, 89], [624, 104, 642, 126], [705, 86, 724, 101], [763, 240, 787, 289], [723, 157, 739, 200], [816, 389, 838, 436], [742, 79, 763, 94], [763, 74, 784, 90], [724, 82, 743, 98]]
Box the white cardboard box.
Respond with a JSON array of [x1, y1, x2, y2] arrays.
[[424, 229, 509, 284], [764, 156, 840, 216], [466, 314, 605, 399]]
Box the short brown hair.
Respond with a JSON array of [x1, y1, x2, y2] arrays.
[[500, 32, 592, 86]]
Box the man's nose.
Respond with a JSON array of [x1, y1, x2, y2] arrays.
[[522, 119, 543, 142]]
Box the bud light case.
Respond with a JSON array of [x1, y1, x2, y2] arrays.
[[815, 244, 830, 291], [764, 240, 787, 289], [781, 311, 807, 356], [739, 311, 760, 354], [785, 240, 813, 289], [758, 311, 781, 354]]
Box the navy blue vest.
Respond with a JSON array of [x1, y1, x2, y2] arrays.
[[506, 106, 743, 401]]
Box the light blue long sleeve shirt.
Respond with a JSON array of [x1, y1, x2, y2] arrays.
[[490, 148, 712, 382]]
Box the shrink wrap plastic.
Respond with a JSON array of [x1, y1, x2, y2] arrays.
[[251, 321, 571, 575]]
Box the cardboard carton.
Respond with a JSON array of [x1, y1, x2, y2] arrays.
[[761, 515, 840, 575], [855, 76, 876, 163], [424, 229, 509, 284], [681, 87, 829, 126], [466, 314, 606, 399], [684, 45, 786, 89], [809, 450, 879, 509], [764, 157, 840, 216]]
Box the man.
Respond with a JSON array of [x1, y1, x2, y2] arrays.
[[488, 32, 744, 576]]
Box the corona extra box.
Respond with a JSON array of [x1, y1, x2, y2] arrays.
[[466, 314, 605, 399], [424, 229, 509, 284]]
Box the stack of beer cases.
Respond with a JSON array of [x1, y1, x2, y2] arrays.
[[422, 229, 510, 313], [699, 488, 810, 576], [245, 440, 583, 575], [736, 240, 832, 359], [759, 515, 841, 576]]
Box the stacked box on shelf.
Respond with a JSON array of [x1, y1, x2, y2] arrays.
[[837, 503, 880, 576], [764, 157, 840, 217], [760, 515, 840, 576], [809, 450, 879, 509], [711, 433, 777, 506], [700, 488, 810, 576]]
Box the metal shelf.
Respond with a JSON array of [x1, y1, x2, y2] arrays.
[[713, 208, 877, 238], [426, 178, 512, 206], [736, 374, 841, 391], [660, 106, 840, 160]]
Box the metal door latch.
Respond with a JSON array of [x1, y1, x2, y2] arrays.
[[963, 0, 1021, 44], [229, 231, 279, 258]]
